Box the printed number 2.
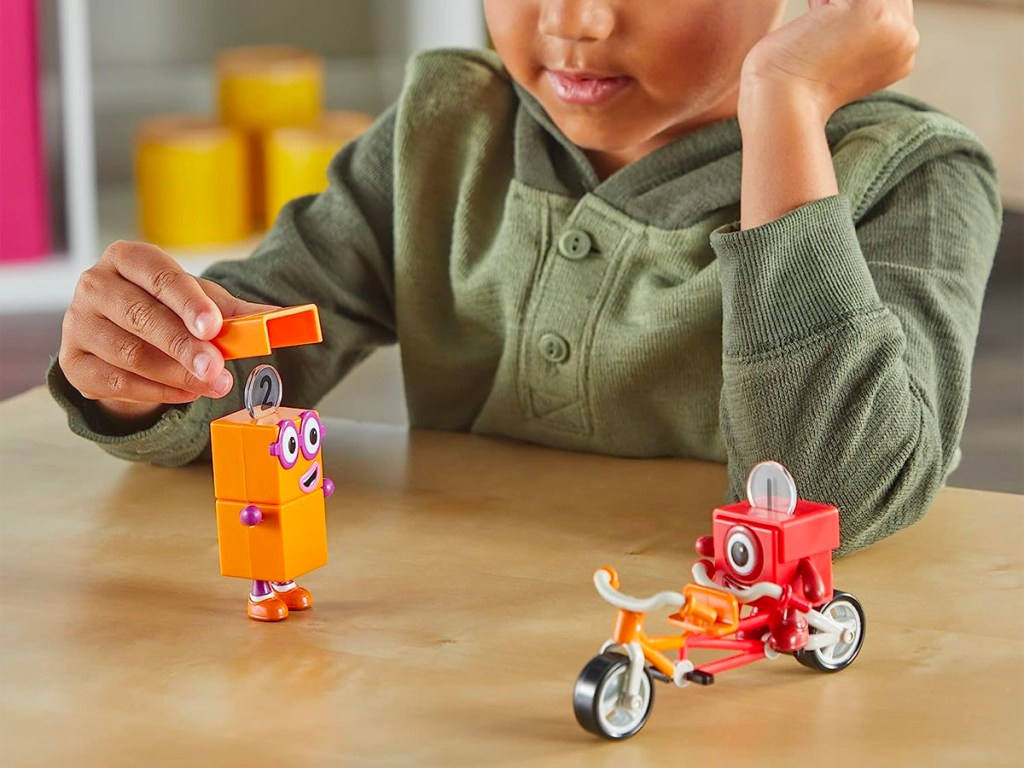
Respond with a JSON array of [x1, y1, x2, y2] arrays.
[[259, 375, 273, 407]]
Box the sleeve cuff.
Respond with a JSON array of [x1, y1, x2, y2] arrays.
[[710, 194, 884, 357], [46, 356, 214, 466]]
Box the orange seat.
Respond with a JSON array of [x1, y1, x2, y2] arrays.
[[667, 584, 739, 637]]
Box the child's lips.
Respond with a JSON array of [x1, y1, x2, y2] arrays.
[[545, 69, 633, 106]]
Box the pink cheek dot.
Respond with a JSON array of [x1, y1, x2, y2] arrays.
[[323, 478, 334, 498]]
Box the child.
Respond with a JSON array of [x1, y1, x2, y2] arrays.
[[50, 0, 1001, 554]]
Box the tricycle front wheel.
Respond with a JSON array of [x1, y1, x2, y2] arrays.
[[573, 651, 654, 740]]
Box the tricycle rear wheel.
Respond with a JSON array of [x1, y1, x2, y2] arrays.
[[797, 590, 865, 672]]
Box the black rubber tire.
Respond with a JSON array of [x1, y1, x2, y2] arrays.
[[573, 651, 655, 740], [796, 590, 866, 672]]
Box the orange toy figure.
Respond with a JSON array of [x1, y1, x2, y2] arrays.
[[209, 304, 334, 622]]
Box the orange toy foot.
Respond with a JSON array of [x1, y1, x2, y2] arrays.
[[248, 596, 289, 622], [272, 584, 313, 611]]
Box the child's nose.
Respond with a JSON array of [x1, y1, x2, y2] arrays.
[[538, 0, 615, 43]]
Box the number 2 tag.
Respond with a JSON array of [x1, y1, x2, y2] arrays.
[[244, 364, 283, 419]]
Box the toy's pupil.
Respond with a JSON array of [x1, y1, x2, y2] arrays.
[[288, 437, 296, 454], [310, 428, 317, 444], [731, 540, 749, 568]]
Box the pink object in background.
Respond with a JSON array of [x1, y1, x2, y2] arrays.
[[0, 0, 51, 263]]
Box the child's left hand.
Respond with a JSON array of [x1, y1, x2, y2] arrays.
[[741, 0, 919, 119]]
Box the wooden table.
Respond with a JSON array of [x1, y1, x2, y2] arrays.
[[1, 387, 1021, 767]]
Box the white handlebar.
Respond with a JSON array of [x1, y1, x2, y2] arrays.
[[593, 569, 686, 613], [691, 560, 783, 602]]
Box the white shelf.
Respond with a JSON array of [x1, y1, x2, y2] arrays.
[[1, 0, 486, 315], [1, 0, 94, 315], [0, 187, 260, 313], [0, 260, 81, 313]]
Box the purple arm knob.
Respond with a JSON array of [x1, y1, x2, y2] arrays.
[[323, 478, 335, 499], [239, 505, 262, 526]]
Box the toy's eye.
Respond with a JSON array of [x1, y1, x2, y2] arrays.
[[300, 411, 321, 460], [725, 526, 761, 578], [270, 421, 300, 469]]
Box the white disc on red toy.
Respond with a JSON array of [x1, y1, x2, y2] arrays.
[[746, 461, 798, 516]]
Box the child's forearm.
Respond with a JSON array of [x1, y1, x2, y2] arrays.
[[733, 0, 918, 229], [737, 80, 839, 230], [47, 107, 400, 468]]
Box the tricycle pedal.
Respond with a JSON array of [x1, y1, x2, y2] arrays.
[[684, 670, 715, 686]]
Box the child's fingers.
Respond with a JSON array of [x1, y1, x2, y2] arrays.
[[78, 314, 233, 399], [60, 347, 202, 405], [77, 271, 227, 390], [101, 240, 224, 340], [199, 278, 280, 319]]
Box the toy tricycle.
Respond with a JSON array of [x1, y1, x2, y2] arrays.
[[574, 462, 865, 740]]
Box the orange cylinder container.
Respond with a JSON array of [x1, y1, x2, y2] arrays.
[[264, 111, 374, 229], [134, 116, 251, 247]]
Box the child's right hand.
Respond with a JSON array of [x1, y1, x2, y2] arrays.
[[59, 241, 277, 425]]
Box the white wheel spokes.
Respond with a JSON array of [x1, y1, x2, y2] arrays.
[[598, 666, 648, 738], [819, 638, 840, 665], [818, 600, 861, 666]]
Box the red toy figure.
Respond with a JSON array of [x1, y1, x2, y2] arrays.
[[692, 461, 836, 652], [575, 461, 865, 741]]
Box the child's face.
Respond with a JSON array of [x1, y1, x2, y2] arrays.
[[485, 0, 785, 175]]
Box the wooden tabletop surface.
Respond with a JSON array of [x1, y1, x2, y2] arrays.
[[0, 387, 1021, 767]]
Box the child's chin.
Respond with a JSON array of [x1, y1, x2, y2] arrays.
[[555, 118, 644, 155]]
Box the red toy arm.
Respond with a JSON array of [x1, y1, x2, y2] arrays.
[[695, 535, 714, 558], [797, 557, 828, 605]]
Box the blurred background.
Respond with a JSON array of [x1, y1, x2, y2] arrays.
[[0, 0, 1020, 492]]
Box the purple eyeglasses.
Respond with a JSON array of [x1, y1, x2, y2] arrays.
[[269, 411, 324, 469]]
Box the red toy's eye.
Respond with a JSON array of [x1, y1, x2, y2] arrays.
[[725, 526, 761, 578], [270, 421, 300, 469], [300, 411, 321, 460]]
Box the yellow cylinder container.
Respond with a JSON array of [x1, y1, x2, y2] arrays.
[[135, 116, 251, 247], [264, 111, 375, 229], [217, 46, 323, 130], [216, 46, 324, 225]]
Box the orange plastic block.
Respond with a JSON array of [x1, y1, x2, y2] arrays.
[[216, 493, 328, 581], [211, 406, 328, 582], [212, 303, 322, 361], [211, 407, 324, 506]]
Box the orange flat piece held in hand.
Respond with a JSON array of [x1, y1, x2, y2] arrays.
[[213, 303, 322, 360]]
